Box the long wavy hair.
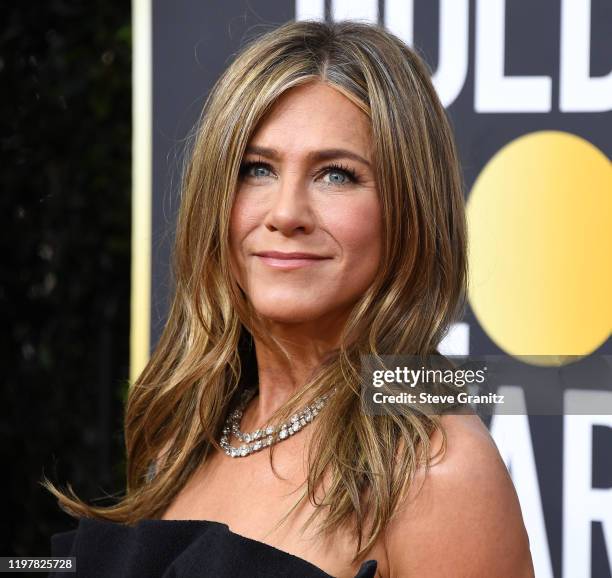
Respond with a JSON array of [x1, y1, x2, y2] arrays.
[[43, 19, 468, 563]]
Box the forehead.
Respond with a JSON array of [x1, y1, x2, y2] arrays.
[[249, 82, 372, 155]]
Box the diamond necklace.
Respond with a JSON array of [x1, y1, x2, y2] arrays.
[[219, 386, 337, 458]]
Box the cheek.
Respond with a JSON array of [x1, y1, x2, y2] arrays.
[[229, 195, 248, 243], [228, 197, 252, 283], [229, 196, 258, 253], [328, 197, 382, 265]]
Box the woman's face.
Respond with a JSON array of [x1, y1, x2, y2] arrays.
[[229, 81, 382, 325]]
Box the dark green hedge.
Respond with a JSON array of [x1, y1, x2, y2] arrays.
[[1, 2, 132, 555]]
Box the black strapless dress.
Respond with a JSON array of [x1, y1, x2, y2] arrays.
[[48, 518, 378, 577]]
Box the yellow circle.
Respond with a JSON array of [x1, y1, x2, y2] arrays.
[[466, 130, 612, 365]]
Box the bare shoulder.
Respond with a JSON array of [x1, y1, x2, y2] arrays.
[[384, 413, 534, 578]]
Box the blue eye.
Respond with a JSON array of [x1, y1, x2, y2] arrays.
[[238, 160, 360, 185], [323, 163, 359, 185], [239, 162, 272, 179]]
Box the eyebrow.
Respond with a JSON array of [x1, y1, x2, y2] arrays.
[[244, 145, 371, 168]]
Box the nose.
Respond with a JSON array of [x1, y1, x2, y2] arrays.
[[263, 171, 315, 235]]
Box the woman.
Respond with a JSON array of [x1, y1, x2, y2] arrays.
[[44, 19, 534, 577]]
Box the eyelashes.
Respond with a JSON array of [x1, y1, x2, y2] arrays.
[[238, 158, 362, 186]]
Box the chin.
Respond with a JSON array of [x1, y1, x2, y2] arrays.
[[249, 298, 331, 325]]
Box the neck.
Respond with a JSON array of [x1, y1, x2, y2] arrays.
[[240, 312, 348, 429]]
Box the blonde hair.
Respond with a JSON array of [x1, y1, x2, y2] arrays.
[[42, 19, 468, 563]]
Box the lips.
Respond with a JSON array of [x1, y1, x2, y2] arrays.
[[253, 251, 330, 260], [252, 251, 332, 270]]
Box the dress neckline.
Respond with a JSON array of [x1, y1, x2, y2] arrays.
[[76, 516, 378, 578]]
